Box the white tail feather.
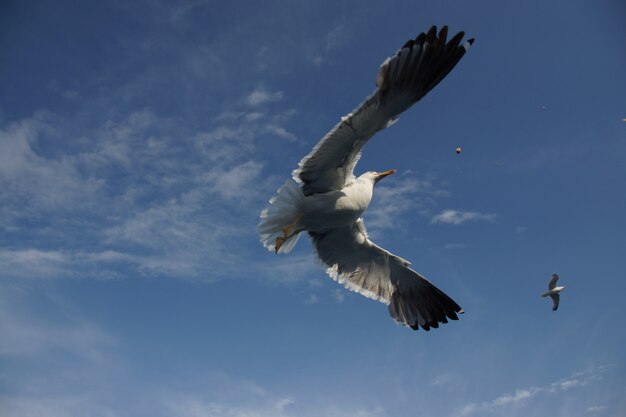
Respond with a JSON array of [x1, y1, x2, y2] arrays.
[[258, 179, 304, 254]]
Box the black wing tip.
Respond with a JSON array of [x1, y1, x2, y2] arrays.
[[408, 309, 464, 331], [413, 26, 473, 48], [391, 287, 464, 332], [409, 319, 433, 331]]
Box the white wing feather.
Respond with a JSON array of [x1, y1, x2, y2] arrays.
[[294, 26, 474, 196], [309, 219, 463, 331]]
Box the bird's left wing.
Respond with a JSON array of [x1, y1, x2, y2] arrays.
[[294, 26, 473, 196], [550, 293, 560, 311], [548, 274, 559, 290], [309, 219, 463, 331]]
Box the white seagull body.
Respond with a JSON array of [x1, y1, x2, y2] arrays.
[[258, 26, 473, 331], [541, 273, 566, 311]]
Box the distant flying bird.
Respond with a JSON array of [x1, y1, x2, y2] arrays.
[[258, 26, 473, 331], [541, 273, 566, 311], [455, 147, 462, 154]]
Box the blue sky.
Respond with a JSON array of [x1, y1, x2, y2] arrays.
[[1, 0, 625, 416]]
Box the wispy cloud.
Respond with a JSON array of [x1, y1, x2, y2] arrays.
[[207, 160, 265, 201], [443, 243, 467, 250], [0, 292, 389, 417], [163, 394, 388, 417], [0, 249, 69, 278], [458, 366, 611, 416], [333, 289, 345, 303], [0, 114, 104, 219], [169, 0, 212, 22], [1, 66, 308, 282], [305, 294, 319, 304], [309, 25, 351, 66], [0, 285, 128, 417], [0, 288, 116, 360], [587, 405, 608, 413], [245, 86, 285, 107], [263, 123, 297, 141], [431, 209, 497, 225], [365, 175, 449, 232]]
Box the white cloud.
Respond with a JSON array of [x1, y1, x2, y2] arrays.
[[490, 388, 535, 407], [324, 25, 348, 51], [263, 124, 297, 141], [163, 394, 388, 417], [308, 24, 351, 66], [444, 243, 466, 250], [208, 160, 265, 201], [0, 91, 298, 282], [305, 294, 319, 304], [459, 366, 610, 416], [430, 371, 463, 388], [0, 249, 68, 278], [0, 114, 104, 218], [0, 287, 134, 417], [0, 248, 148, 280], [2, 288, 369, 417], [366, 175, 449, 232], [431, 209, 497, 225], [245, 86, 284, 107], [0, 302, 116, 362], [103, 188, 246, 278], [333, 289, 345, 303], [169, 0, 212, 22], [587, 405, 608, 413], [275, 398, 295, 411], [0, 396, 118, 417]]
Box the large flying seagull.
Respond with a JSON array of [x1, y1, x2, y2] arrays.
[[259, 26, 473, 331]]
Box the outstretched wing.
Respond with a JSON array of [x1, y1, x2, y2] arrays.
[[309, 219, 463, 331], [293, 26, 474, 196], [548, 274, 559, 290], [550, 293, 560, 311]]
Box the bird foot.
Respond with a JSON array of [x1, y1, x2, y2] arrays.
[[275, 236, 286, 254], [275, 219, 300, 254]]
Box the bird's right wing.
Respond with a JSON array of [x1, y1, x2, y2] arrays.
[[309, 219, 463, 331], [294, 26, 473, 196], [550, 293, 560, 311], [548, 274, 559, 290]]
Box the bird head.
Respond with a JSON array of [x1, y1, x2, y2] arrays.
[[372, 169, 396, 184]]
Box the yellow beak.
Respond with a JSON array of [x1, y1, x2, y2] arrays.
[[376, 169, 396, 181]]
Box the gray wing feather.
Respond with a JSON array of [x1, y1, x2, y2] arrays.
[[294, 26, 473, 196], [548, 274, 559, 290], [550, 293, 560, 311], [309, 219, 463, 331]]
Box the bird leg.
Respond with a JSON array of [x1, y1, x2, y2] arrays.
[[274, 236, 286, 253], [283, 224, 294, 237]]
